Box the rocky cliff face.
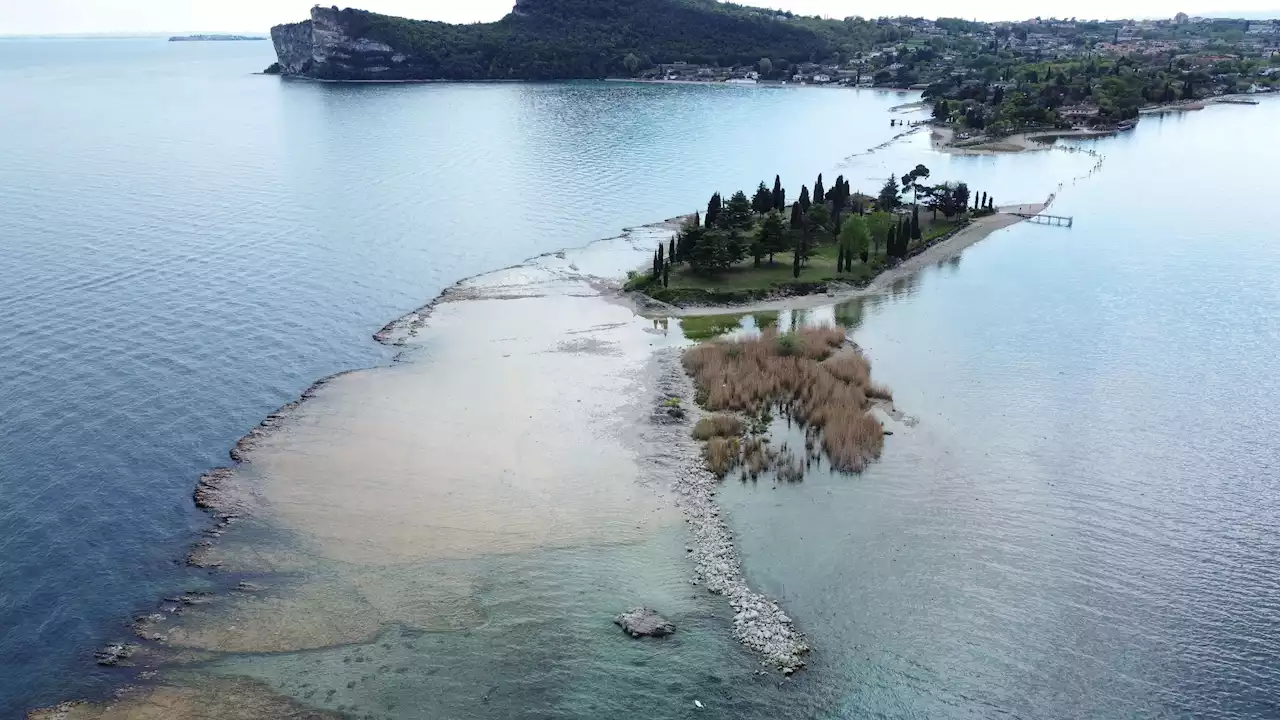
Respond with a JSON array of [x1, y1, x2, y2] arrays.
[[270, 19, 314, 75], [268, 6, 416, 81]]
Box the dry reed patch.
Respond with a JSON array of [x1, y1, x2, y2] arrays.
[[866, 383, 894, 401], [692, 413, 746, 440], [683, 327, 888, 474], [704, 437, 741, 477]]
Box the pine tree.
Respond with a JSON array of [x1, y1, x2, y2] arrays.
[[756, 210, 789, 265], [682, 223, 707, 268], [813, 174, 825, 205], [752, 182, 774, 214], [799, 185, 811, 214], [773, 175, 784, 210], [721, 190, 754, 232], [878, 176, 900, 211], [706, 193, 722, 228]]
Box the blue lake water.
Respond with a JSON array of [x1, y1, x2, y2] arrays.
[[0, 38, 916, 714], [2, 37, 1279, 719]]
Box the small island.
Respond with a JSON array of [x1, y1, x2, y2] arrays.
[[169, 35, 266, 42], [627, 165, 1000, 306]]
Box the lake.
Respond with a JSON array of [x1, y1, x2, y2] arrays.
[[1, 38, 1277, 718]]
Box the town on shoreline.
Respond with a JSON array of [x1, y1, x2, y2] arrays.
[[622, 15, 1278, 139]]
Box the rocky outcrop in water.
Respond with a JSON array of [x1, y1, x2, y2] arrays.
[[269, 7, 416, 80], [615, 608, 676, 638]]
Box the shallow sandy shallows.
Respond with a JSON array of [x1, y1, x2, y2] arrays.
[[157, 257, 689, 655], [254, 283, 675, 567]]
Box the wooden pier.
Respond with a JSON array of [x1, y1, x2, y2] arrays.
[[1012, 212, 1073, 227]]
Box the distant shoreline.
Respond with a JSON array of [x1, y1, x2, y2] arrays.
[[169, 35, 266, 42]]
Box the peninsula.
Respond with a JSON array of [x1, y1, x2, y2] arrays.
[[627, 166, 1022, 307]]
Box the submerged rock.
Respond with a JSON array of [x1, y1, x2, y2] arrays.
[[614, 608, 676, 638], [94, 642, 136, 666]]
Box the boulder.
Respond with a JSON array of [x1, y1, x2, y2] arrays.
[[614, 608, 675, 638]]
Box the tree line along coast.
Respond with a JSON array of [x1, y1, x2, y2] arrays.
[[628, 166, 997, 305], [269, 4, 1279, 141]]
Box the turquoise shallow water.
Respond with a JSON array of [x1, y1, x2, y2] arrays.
[[3, 36, 1279, 719]]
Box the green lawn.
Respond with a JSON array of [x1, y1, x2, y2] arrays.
[[664, 216, 961, 293], [665, 242, 881, 291]]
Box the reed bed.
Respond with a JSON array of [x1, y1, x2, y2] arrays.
[[692, 413, 746, 440], [703, 436, 741, 477], [683, 326, 888, 474]]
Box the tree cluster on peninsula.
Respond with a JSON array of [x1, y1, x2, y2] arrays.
[[642, 166, 996, 291]]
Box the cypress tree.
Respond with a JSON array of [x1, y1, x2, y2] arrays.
[[706, 193, 722, 228], [663, 259, 670, 287], [814, 174, 825, 205], [901, 217, 910, 249], [657, 243, 664, 270], [911, 205, 921, 240], [799, 185, 811, 214], [789, 201, 803, 230], [837, 244, 845, 274], [887, 226, 897, 260], [668, 237, 676, 264], [773, 175, 784, 210], [653, 250, 660, 278], [792, 239, 801, 279]]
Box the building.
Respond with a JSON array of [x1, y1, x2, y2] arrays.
[[1060, 103, 1101, 119]]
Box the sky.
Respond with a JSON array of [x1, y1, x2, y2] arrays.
[[0, 0, 1276, 36]]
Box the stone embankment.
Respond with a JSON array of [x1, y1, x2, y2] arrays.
[[655, 353, 809, 674]]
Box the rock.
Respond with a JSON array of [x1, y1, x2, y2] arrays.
[[614, 608, 675, 638], [94, 643, 137, 666]]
